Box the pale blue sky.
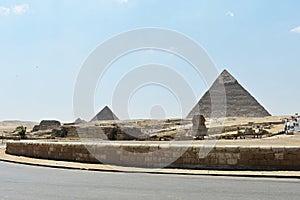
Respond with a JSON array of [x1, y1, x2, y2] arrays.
[[0, 0, 300, 122]]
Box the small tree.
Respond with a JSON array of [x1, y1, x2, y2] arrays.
[[13, 126, 27, 139]]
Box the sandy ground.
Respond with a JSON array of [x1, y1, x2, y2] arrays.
[[0, 121, 36, 133], [0, 116, 287, 140], [220, 116, 286, 126]]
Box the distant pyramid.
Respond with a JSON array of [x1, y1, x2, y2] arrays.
[[90, 106, 119, 121], [187, 70, 271, 118], [74, 118, 86, 124]]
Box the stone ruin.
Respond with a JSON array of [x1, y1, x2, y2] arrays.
[[32, 120, 61, 132], [187, 69, 271, 118], [50, 118, 193, 141], [52, 123, 146, 140]]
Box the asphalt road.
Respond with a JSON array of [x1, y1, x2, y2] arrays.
[[0, 162, 299, 200]]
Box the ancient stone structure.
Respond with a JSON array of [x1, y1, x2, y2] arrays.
[[51, 119, 191, 141], [7, 141, 300, 170], [90, 106, 119, 121], [52, 125, 79, 138], [31, 120, 61, 132], [187, 70, 271, 118], [192, 115, 208, 139], [74, 118, 86, 124], [77, 124, 145, 141]]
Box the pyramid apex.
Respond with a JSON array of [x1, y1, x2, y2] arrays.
[[103, 105, 111, 110], [221, 69, 229, 74], [218, 69, 237, 84]]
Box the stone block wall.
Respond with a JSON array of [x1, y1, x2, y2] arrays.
[[5, 141, 300, 170]]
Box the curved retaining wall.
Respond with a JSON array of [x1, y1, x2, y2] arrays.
[[5, 141, 300, 170]]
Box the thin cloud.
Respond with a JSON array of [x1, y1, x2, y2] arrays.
[[226, 11, 235, 17], [118, 0, 129, 3], [0, 6, 10, 16], [12, 4, 29, 15], [0, 4, 29, 16], [291, 26, 300, 34]]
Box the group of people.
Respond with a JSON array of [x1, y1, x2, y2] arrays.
[[285, 114, 300, 133]]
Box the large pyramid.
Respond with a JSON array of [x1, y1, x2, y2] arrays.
[[187, 70, 271, 118], [90, 106, 119, 121]]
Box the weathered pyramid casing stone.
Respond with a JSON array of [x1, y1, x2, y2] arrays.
[[90, 106, 119, 121], [187, 70, 271, 118]]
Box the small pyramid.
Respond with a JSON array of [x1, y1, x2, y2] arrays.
[[187, 69, 271, 118], [90, 106, 119, 121], [74, 118, 86, 124]]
